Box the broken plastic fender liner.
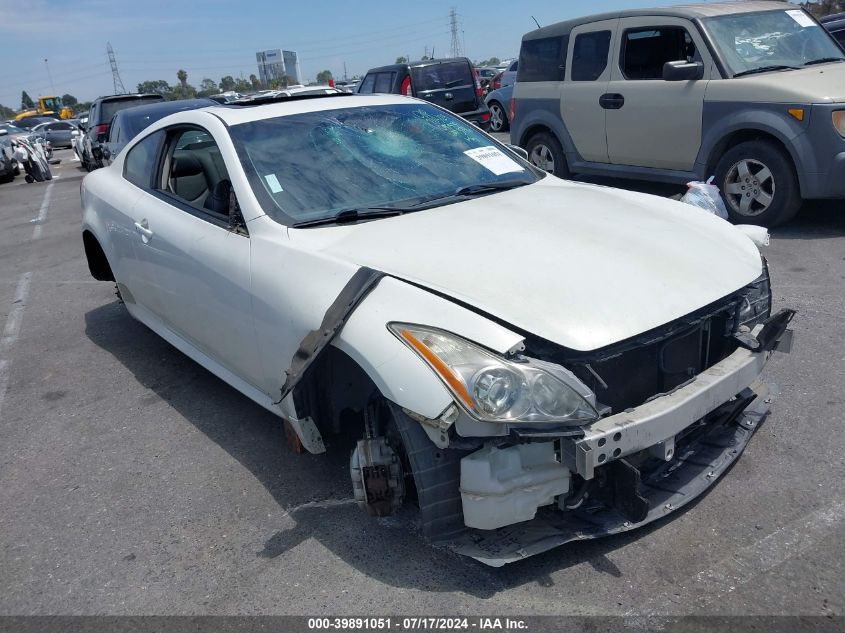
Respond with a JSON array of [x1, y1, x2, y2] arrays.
[[277, 267, 385, 403]]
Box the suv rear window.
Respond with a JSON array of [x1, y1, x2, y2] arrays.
[[410, 62, 473, 91], [571, 31, 612, 81], [100, 97, 163, 123], [518, 36, 568, 82]]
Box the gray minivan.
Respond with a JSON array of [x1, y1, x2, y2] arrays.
[[510, 1, 845, 226]]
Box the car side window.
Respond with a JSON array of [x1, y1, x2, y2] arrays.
[[358, 74, 377, 94], [518, 36, 568, 82], [835, 30, 845, 46], [571, 30, 612, 81], [374, 72, 395, 93], [621, 27, 699, 80], [161, 128, 232, 219], [108, 116, 120, 143], [124, 131, 164, 188]]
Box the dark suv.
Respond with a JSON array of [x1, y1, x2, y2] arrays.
[[822, 12, 845, 47], [358, 57, 490, 129], [83, 93, 164, 170]]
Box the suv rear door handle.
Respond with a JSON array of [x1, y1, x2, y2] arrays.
[[134, 220, 154, 244], [599, 93, 625, 110]]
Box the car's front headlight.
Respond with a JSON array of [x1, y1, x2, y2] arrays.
[[389, 323, 599, 426], [833, 110, 845, 138], [733, 258, 772, 331]]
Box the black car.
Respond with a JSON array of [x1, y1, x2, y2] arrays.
[[83, 93, 165, 170], [101, 98, 217, 166], [822, 12, 845, 47], [12, 116, 58, 130], [357, 57, 490, 129]]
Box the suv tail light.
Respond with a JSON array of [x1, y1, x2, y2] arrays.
[[401, 75, 412, 96], [94, 123, 110, 141], [472, 68, 483, 99], [510, 98, 516, 122], [492, 72, 503, 91]]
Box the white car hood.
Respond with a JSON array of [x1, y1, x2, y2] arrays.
[[290, 178, 763, 352]]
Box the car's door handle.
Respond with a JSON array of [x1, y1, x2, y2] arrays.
[[134, 220, 154, 244], [599, 93, 625, 110]]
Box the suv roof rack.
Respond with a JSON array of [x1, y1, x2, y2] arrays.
[[224, 93, 354, 107]]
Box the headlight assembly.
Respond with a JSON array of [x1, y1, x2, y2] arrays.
[[389, 323, 599, 426], [733, 258, 772, 331]]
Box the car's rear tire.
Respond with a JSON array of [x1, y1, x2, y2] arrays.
[[525, 131, 570, 179], [713, 140, 801, 227], [488, 101, 509, 133]]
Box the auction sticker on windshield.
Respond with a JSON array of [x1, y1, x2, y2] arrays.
[[264, 174, 284, 193], [463, 146, 524, 176], [786, 9, 817, 28]]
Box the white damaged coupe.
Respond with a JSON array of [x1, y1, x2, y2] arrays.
[[81, 93, 794, 566]]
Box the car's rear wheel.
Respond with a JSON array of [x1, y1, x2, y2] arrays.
[[488, 101, 508, 133], [525, 131, 569, 178], [714, 140, 801, 227]]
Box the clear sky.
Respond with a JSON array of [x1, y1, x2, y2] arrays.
[[1, 0, 794, 107]]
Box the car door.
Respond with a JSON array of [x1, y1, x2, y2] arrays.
[[128, 125, 264, 391], [562, 20, 618, 163], [605, 17, 712, 170]]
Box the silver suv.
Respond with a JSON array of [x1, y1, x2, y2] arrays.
[[510, 1, 845, 226]]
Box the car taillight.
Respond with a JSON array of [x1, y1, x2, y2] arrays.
[[472, 68, 483, 99], [95, 123, 110, 140], [492, 72, 502, 90], [510, 98, 516, 122], [401, 75, 412, 96]]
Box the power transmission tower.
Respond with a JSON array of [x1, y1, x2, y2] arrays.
[[449, 8, 462, 58], [107, 42, 126, 95]]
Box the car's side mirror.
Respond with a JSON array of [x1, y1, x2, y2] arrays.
[[507, 144, 529, 160], [663, 60, 705, 81], [0, 130, 7, 137]]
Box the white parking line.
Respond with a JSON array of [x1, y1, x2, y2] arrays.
[[0, 272, 33, 422], [31, 177, 58, 241], [625, 500, 845, 615]]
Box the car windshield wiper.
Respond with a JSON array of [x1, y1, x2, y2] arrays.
[[733, 65, 800, 78], [292, 207, 404, 228], [453, 179, 533, 197], [804, 57, 845, 66]]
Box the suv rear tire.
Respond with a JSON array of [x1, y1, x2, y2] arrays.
[[525, 132, 570, 179], [714, 140, 801, 227]]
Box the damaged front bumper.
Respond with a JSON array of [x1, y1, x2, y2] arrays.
[[449, 315, 793, 566]]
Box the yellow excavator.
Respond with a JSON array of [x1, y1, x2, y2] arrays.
[[15, 96, 75, 121]]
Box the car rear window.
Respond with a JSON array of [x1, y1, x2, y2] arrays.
[[100, 97, 163, 123], [518, 36, 568, 82], [410, 62, 473, 91]]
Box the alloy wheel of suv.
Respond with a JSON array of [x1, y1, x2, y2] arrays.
[[723, 158, 774, 217], [714, 140, 801, 227], [525, 132, 570, 179]]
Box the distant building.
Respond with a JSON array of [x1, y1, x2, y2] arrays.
[[256, 49, 302, 86]]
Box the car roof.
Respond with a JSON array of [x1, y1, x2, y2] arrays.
[[365, 57, 472, 74], [205, 94, 417, 126], [524, 1, 796, 40], [95, 93, 163, 103], [114, 98, 216, 120]]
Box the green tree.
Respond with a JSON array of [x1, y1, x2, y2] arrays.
[[0, 103, 15, 119], [249, 74, 261, 90], [234, 78, 252, 93], [220, 75, 236, 91], [801, 0, 845, 15], [198, 78, 218, 97], [21, 91, 35, 110], [177, 69, 188, 99], [316, 69, 333, 84], [61, 93, 78, 107], [395, 56, 408, 64], [137, 80, 173, 96]]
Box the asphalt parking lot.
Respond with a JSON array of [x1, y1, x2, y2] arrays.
[[0, 147, 843, 617]]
